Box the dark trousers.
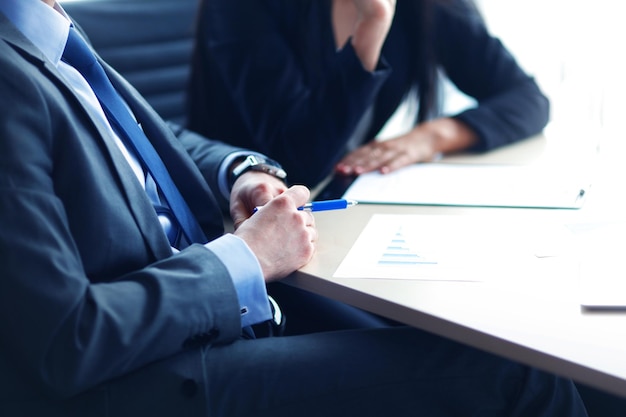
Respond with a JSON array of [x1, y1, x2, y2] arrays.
[[16, 285, 588, 417], [202, 326, 587, 417]]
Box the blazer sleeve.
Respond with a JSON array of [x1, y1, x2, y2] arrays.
[[190, 0, 391, 186], [433, 1, 550, 150]]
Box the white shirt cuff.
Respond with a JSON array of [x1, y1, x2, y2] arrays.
[[204, 233, 272, 327]]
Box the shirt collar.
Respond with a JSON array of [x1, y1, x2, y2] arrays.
[[0, 0, 71, 65]]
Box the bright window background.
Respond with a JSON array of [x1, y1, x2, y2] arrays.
[[475, 0, 624, 137]]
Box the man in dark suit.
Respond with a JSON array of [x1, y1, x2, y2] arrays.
[[0, 1, 589, 416]]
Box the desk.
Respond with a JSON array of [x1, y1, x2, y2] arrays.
[[286, 128, 626, 398]]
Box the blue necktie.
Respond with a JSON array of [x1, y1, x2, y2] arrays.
[[62, 27, 207, 245]]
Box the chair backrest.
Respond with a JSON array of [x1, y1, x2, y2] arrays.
[[62, 0, 198, 125]]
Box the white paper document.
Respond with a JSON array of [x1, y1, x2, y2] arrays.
[[333, 214, 561, 281], [342, 163, 589, 209]]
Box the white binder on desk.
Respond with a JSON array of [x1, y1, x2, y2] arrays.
[[342, 163, 590, 209]]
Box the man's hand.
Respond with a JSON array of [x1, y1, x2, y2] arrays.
[[335, 117, 479, 175], [230, 171, 288, 229], [233, 185, 317, 282]]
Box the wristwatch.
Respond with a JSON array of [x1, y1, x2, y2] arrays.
[[230, 154, 287, 187]]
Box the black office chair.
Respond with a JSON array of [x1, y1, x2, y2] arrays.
[[62, 0, 198, 126]]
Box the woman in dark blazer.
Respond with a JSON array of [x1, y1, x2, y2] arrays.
[[188, 0, 550, 188]]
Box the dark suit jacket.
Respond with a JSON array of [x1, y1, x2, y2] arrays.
[[188, 0, 550, 187], [0, 13, 245, 416]]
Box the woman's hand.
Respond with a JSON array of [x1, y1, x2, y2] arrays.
[[335, 117, 478, 175]]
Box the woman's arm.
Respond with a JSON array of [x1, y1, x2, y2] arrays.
[[436, 0, 550, 150]]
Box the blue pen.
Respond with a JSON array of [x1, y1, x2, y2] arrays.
[[298, 199, 358, 212], [253, 199, 358, 213]]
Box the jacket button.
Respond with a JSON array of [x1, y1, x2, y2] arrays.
[[180, 379, 198, 398], [206, 327, 220, 340], [199, 328, 219, 344], [182, 328, 220, 349], [182, 336, 198, 349]]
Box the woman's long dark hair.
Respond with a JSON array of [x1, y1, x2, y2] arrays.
[[403, 0, 482, 122], [403, 0, 437, 123]]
